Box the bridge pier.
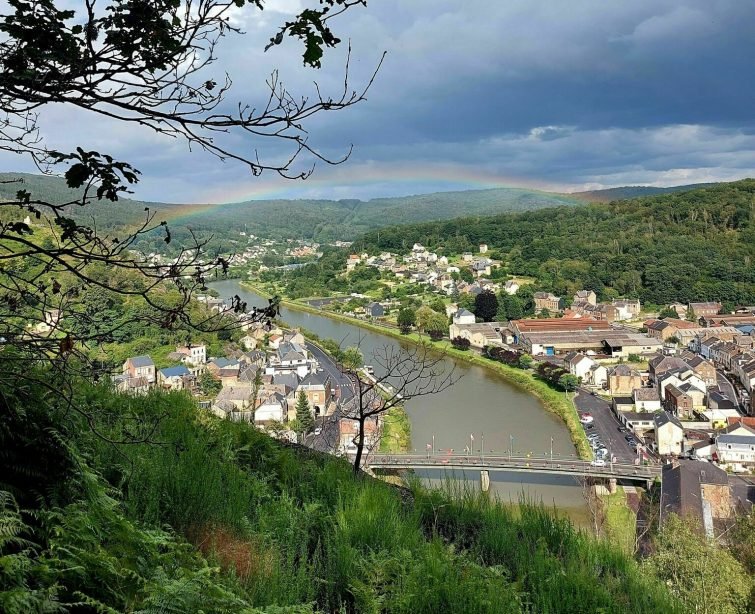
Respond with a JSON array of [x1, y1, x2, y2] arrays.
[[608, 478, 617, 494], [480, 470, 490, 493]]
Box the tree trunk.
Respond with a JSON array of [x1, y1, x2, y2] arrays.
[[352, 417, 366, 475]]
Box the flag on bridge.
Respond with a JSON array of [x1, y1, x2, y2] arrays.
[[426, 443, 432, 450]]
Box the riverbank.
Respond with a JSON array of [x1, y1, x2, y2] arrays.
[[240, 282, 591, 460], [602, 489, 637, 556], [380, 406, 411, 453]]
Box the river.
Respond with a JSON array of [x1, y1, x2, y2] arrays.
[[210, 279, 590, 521]]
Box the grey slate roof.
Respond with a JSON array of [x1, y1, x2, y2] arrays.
[[654, 411, 683, 430], [299, 372, 329, 388], [610, 364, 637, 377], [661, 460, 729, 528], [273, 372, 299, 391], [717, 434, 755, 446], [129, 355, 154, 367], [210, 357, 237, 369], [160, 365, 190, 378]]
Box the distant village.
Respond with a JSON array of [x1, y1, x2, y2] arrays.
[[115, 295, 378, 457], [120, 238, 755, 485], [324, 241, 755, 479]]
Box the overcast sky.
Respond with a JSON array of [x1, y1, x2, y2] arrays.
[[4, 0, 755, 203]]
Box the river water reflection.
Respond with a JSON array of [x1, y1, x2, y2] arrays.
[[210, 280, 590, 522]]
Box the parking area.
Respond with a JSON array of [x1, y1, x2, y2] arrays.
[[575, 390, 642, 464]]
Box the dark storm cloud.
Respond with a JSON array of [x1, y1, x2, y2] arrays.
[[1, 0, 753, 199]]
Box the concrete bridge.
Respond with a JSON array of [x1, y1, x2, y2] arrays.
[[365, 453, 661, 489]]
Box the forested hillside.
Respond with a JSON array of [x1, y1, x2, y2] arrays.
[[573, 183, 715, 203], [0, 172, 182, 231], [358, 180, 755, 306], [1, 172, 583, 247]]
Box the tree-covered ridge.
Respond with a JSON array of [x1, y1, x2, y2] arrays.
[[573, 182, 717, 202], [1, 172, 584, 245], [358, 180, 755, 306], [0, 172, 179, 232]]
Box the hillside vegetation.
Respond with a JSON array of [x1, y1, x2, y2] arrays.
[[1, 172, 583, 248], [0, 363, 681, 613], [358, 180, 755, 306], [573, 182, 716, 203]]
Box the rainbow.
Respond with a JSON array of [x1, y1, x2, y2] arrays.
[[157, 162, 566, 223]]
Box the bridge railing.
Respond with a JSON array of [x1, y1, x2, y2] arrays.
[[365, 454, 660, 477]]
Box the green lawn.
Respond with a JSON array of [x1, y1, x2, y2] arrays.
[[603, 488, 637, 556]]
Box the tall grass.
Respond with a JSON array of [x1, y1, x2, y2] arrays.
[[72, 385, 678, 612], [5, 374, 680, 612]]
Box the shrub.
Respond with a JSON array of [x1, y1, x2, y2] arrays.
[[451, 337, 471, 351]]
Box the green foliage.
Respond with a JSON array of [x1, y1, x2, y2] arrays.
[[198, 371, 222, 396], [341, 346, 364, 370], [558, 373, 580, 392], [397, 307, 416, 334], [415, 305, 435, 332], [474, 290, 498, 322], [425, 312, 448, 341], [360, 180, 755, 305], [0, 360, 682, 613], [658, 306, 679, 319], [645, 514, 750, 614], [428, 297, 446, 313], [295, 391, 314, 434]]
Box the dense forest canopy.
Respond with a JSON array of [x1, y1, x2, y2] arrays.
[[0, 173, 584, 249], [358, 180, 755, 306]]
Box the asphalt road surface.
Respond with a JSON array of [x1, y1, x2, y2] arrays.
[[716, 370, 743, 413], [574, 390, 643, 464], [304, 342, 355, 453], [305, 341, 355, 404]]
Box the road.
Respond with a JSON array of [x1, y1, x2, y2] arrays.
[[305, 341, 355, 404], [304, 341, 355, 454], [716, 370, 743, 413], [574, 390, 642, 464]]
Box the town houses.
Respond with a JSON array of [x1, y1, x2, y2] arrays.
[[115, 306, 383, 458]]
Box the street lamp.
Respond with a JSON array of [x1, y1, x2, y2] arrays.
[[550, 437, 554, 464], [509, 434, 514, 460], [481, 433, 485, 464]]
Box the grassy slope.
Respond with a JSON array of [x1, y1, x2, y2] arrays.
[[603, 489, 638, 556], [0, 370, 680, 612]]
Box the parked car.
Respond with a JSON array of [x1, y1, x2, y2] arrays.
[[617, 426, 628, 433], [579, 414, 594, 424], [584, 423, 595, 430], [314, 427, 322, 436], [624, 434, 635, 442], [590, 459, 606, 467]]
